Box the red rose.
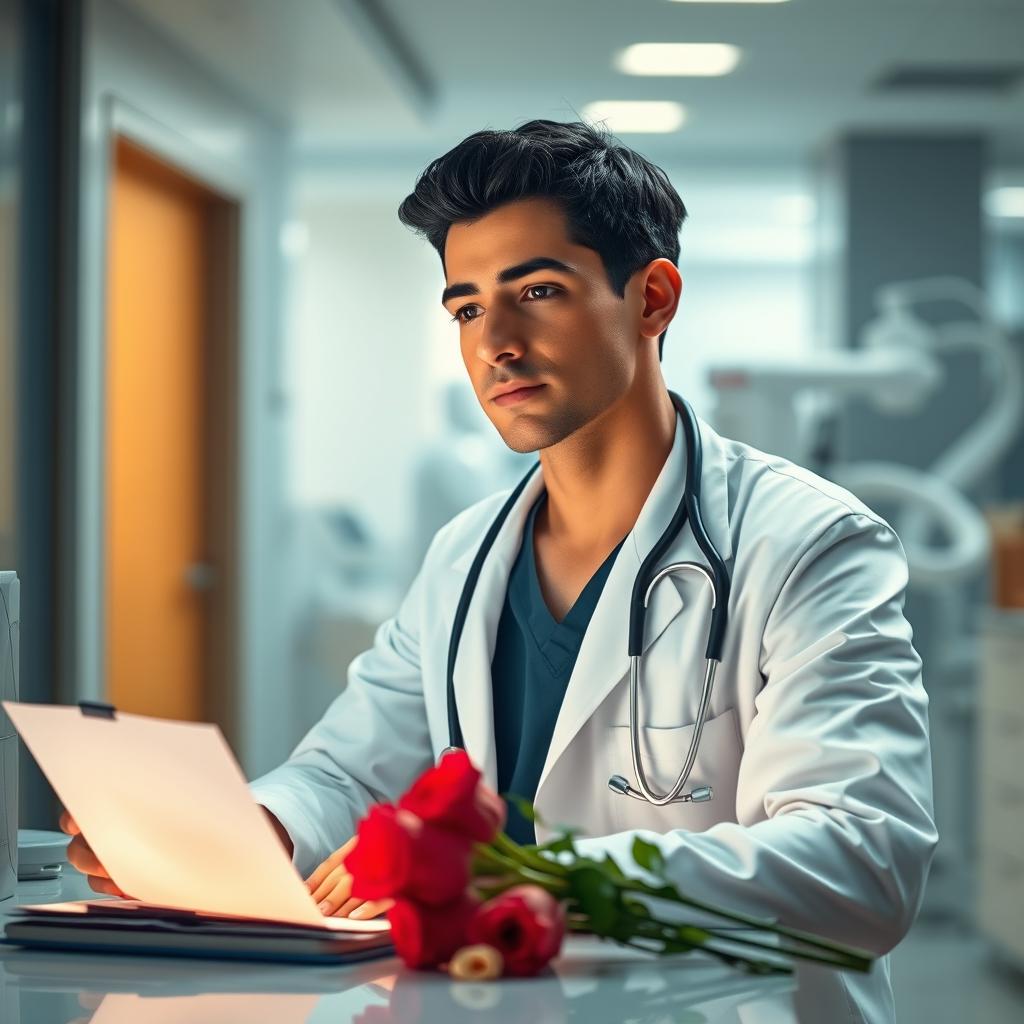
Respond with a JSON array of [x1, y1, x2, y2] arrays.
[[398, 749, 506, 843], [387, 894, 479, 969], [467, 884, 566, 977], [343, 804, 472, 905]]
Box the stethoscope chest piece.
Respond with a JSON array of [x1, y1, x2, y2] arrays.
[[608, 774, 713, 803]]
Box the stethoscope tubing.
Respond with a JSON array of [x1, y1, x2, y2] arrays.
[[444, 391, 731, 808]]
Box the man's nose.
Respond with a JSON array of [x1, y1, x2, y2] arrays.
[[475, 300, 528, 365]]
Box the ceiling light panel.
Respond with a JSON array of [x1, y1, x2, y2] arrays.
[[615, 43, 742, 77], [581, 101, 687, 133], [985, 187, 1024, 218]]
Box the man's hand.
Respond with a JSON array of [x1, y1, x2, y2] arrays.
[[60, 806, 291, 900], [59, 809, 131, 898], [304, 836, 393, 920], [60, 806, 382, 918]]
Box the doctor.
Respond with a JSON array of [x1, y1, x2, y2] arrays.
[[66, 120, 937, 1022]]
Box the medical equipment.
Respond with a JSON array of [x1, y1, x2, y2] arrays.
[[707, 276, 1023, 588], [707, 276, 1024, 921], [442, 391, 732, 806]]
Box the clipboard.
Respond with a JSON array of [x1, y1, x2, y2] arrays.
[[1, 700, 390, 961]]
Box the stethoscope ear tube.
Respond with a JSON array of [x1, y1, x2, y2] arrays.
[[446, 461, 542, 750], [629, 392, 730, 660], [686, 486, 731, 663]]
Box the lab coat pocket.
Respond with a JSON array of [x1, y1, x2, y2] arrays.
[[607, 707, 743, 836]]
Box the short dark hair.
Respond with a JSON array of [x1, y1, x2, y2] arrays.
[[397, 119, 687, 360]]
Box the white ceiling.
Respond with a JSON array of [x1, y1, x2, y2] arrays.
[[121, 0, 1024, 170]]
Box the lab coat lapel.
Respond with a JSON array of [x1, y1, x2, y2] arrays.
[[448, 467, 546, 788], [537, 409, 734, 795]]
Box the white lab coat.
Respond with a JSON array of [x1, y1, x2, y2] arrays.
[[251, 411, 938, 1024]]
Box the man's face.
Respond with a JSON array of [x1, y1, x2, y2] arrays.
[[441, 197, 647, 453]]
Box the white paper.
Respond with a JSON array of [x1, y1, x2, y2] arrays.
[[3, 701, 387, 933]]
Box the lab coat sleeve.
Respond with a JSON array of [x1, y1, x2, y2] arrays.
[[248, 553, 434, 879], [574, 512, 939, 957]]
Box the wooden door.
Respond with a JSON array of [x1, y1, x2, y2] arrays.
[[104, 137, 237, 726]]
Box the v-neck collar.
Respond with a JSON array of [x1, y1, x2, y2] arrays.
[[520, 491, 627, 636]]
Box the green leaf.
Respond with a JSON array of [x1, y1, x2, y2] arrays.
[[505, 792, 561, 832], [503, 793, 538, 824], [623, 897, 650, 918], [567, 865, 622, 934], [631, 837, 666, 876], [600, 853, 627, 880], [533, 832, 577, 855]]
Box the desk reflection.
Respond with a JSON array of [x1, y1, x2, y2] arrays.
[[2, 872, 795, 1023], [0, 937, 796, 1024]]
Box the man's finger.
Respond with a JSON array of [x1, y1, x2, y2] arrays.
[[58, 810, 81, 836], [310, 863, 348, 904], [312, 864, 352, 910], [87, 874, 123, 897], [67, 834, 111, 879], [348, 898, 393, 920], [334, 896, 363, 917], [304, 836, 357, 892], [304, 858, 334, 894]]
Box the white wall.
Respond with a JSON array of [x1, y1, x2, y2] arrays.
[[659, 163, 817, 416], [284, 184, 443, 549], [78, 0, 291, 775]]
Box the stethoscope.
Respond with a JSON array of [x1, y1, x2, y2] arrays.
[[443, 390, 731, 807]]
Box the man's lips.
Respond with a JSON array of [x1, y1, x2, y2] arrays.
[[492, 383, 546, 407]]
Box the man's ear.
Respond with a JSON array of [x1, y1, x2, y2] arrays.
[[638, 259, 682, 342]]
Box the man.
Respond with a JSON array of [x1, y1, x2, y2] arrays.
[[65, 120, 937, 1022]]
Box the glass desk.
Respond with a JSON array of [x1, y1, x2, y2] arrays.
[[1, 867, 797, 1023]]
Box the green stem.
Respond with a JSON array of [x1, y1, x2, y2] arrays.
[[626, 917, 791, 976], [568, 913, 789, 977], [472, 843, 570, 894], [626, 902, 868, 973], [492, 831, 569, 877], [702, 926, 869, 973], [478, 835, 869, 973], [620, 877, 870, 966]]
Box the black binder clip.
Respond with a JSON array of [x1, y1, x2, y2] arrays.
[[78, 701, 117, 719]]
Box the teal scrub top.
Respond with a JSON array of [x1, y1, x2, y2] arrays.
[[490, 492, 627, 844]]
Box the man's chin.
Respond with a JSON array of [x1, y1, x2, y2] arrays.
[[502, 436, 544, 455], [495, 416, 580, 455]]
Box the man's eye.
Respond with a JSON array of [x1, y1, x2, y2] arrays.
[[449, 285, 559, 325], [450, 305, 479, 324]]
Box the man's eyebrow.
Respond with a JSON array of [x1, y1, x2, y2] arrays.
[[441, 256, 579, 306]]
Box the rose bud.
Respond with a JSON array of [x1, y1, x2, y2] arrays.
[[387, 894, 479, 969], [467, 885, 566, 977], [343, 804, 473, 906], [398, 749, 506, 843], [448, 943, 504, 981]]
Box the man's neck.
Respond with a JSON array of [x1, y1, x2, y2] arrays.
[[536, 376, 676, 555]]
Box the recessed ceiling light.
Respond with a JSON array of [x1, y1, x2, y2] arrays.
[[581, 101, 687, 134], [985, 187, 1024, 218], [615, 43, 742, 77]]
